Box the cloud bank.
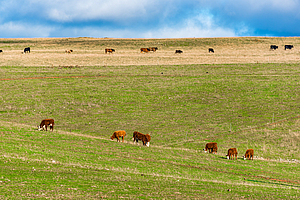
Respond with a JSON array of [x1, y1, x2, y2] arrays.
[[0, 0, 299, 38]]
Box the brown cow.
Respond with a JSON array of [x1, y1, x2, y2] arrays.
[[65, 50, 73, 53], [243, 149, 254, 160], [226, 148, 238, 160], [203, 142, 218, 154], [105, 48, 115, 53], [38, 119, 54, 131], [140, 48, 150, 53], [111, 130, 126, 142], [133, 131, 151, 146], [149, 47, 158, 52]]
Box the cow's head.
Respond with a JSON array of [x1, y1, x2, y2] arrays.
[[146, 142, 150, 147], [243, 156, 246, 160], [37, 125, 43, 131], [110, 136, 114, 140], [226, 155, 230, 159]]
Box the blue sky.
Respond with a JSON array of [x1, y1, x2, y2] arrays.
[[1, 0, 300, 38]]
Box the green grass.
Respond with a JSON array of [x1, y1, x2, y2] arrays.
[[0, 61, 300, 198]]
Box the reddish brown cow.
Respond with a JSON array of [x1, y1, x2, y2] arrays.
[[105, 48, 115, 53], [140, 48, 150, 53], [243, 149, 254, 160], [111, 130, 126, 142], [133, 131, 151, 146], [204, 142, 218, 154], [226, 148, 238, 160], [38, 119, 54, 131]]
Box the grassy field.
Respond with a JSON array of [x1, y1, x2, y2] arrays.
[[0, 37, 300, 199]]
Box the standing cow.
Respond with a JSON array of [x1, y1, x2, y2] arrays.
[[243, 149, 254, 160], [203, 142, 218, 154], [111, 130, 126, 142], [24, 47, 30, 53], [226, 148, 238, 160], [133, 131, 151, 147], [38, 119, 54, 131]]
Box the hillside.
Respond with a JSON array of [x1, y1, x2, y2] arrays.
[[0, 37, 300, 199]]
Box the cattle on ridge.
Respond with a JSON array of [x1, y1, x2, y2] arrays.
[[111, 130, 126, 142], [105, 48, 115, 54], [243, 149, 254, 160], [208, 48, 214, 53], [149, 47, 158, 52], [285, 45, 294, 50], [38, 119, 54, 131], [24, 47, 30, 53], [175, 50, 183, 54], [140, 48, 150, 53], [65, 50, 73, 53], [203, 142, 218, 154], [270, 45, 278, 50], [0, 50, 3, 53]]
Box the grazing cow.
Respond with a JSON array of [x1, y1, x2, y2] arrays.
[[24, 47, 30, 53], [149, 47, 158, 52], [226, 148, 238, 160], [175, 50, 183, 54], [105, 48, 115, 54], [203, 142, 218, 154], [111, 130, 126, 142], [270, 45, 278, 50], [65, 50, 73, 53], [208, 48, 214, 53], [285, 45, 294, 50], [133, 131, 151, 146], [38, 119, 54, 131], [140, 48, 150, 53], [243, 149, 254, 160], [0, 50, 3, 53]]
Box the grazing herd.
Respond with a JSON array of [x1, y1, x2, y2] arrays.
[[0, 44, 295, 55]]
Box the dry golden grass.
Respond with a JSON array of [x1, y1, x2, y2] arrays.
[[0, 37, 299, 66]]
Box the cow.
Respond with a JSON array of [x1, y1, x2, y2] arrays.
[[133, 131, 151, 146], [149, 47, 158, 52], [105, 48, 115, 54], [140, 48, 150, 53], [24, 47, 30, 53], [243, 149, 254, 160], [38, 119, 54, 131], [0, 50, 3, 53], [65, 50, 73, 53], [208, 48, 214, 53], [175, 50, 183, 54], [226, 148, 238, 160], [285, 45, 294, 50], [270, 45, 278, 50], [110, 130, 126, 142], [203, 142, 218, 154]]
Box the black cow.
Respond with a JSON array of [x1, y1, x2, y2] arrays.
[[285, 45, 294, 50], [209, 48, 214, 53], [270, 45, 278, 50], [24, 47, 30, 53], [175, 50, 183, 54], [0, 50, 2, 53]]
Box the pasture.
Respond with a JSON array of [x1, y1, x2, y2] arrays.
[[0, 37, 300, 199]]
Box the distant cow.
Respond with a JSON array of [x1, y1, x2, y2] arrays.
[[203, 142, 218, 154], [226, 148, 238, 160], [270, 45, 278, 50], [65, 50, 73, 53], [38, 119, 54, 131], [141, 48, 150, 53], [243, 149, 254, 160], [285, 45, 294, 50], [175, 50, 183, 54], [24, 47, 30, 53], [133, 131, 151, 146], [105, 48, 115, 54], [149, 47, 158, 52], [208, 48, 214, 53], [111, 130, 126, 142], [0, 50, 3, 53]]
